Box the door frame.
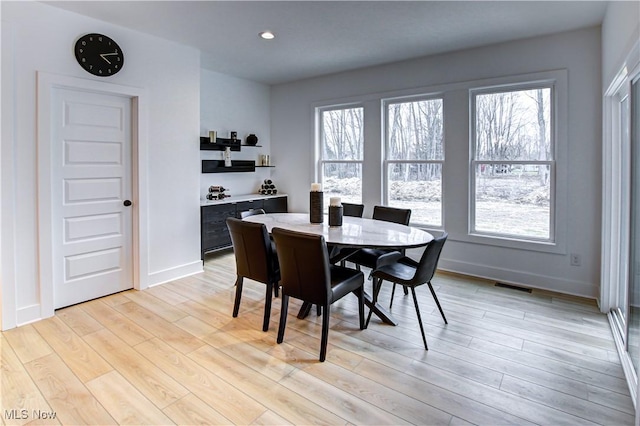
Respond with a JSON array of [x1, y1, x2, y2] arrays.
[[601, 39, 640, 411], [37, 72, 149, 319]]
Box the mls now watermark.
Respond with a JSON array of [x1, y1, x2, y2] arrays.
[[4, 409, 57, 420]]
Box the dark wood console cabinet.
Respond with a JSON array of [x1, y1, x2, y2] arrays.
[[201, 195, 288, 259]]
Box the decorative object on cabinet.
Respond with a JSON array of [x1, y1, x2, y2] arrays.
[[208, 131, 217, 143], [246, 134, 258, 146], [258, 179, 278, 195], [202, 160, 255, 173], [206, 185, 230, 200], [200, 136, 241, 151]]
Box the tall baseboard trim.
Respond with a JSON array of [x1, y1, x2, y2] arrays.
[[438, 258, 599, 302], [147, 260, 203, 288], [16, 304, 44, 328]]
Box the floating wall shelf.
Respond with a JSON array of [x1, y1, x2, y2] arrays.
[[202, 160, 256, 173], [200, 137, 241, 151]]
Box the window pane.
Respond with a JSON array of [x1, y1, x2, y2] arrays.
[[387, 99, 443, 160], [475, 88, 551, 161], [323, 163, 362, 206], [322, 107, 363, 160], [474, 164, 550, 239], [388, 163, 441, 226]]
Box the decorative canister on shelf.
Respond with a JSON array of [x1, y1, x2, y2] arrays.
[[310, 183, 323, 224], [246, 134, 258, 146], [224, 147, 232, 167]]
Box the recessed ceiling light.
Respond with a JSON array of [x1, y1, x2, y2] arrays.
[[259, 31, 275, 40]]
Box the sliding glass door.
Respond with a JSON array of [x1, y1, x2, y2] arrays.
[[629, 77, 640, 374], [604, 47, 640, 409]]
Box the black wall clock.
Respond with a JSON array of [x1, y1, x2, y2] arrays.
[[74, 33, 124, 77]]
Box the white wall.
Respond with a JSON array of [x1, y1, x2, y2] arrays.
[[271, 27, 602, 299], [602, 1, 640, 88], [200, 70, 273, 198], [1, 2, 202, 329]]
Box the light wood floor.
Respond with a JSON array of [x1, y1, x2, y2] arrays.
[[2, 249, 636, 425]]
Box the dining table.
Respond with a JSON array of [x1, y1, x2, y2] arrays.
[[243, 212, 434, 325]]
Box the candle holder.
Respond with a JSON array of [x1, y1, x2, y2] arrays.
[[310, 191, 324, 223], [329, 205, 343, 227]]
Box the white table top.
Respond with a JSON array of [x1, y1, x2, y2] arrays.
[[243, 212, 433, 249]]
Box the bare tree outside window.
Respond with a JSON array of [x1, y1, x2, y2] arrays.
[[386, 98, 444, 226], [472, 87, 553, 240], [320, 107, 363, 206]]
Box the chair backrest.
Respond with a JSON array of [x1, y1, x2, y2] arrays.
[[372, 205, 411, 225], [412, 232, 448, 285], [226, 217, 276, 283], [342, 202, 365, 218], [240, 208, 266, 218], [271, 227, 331, 305]]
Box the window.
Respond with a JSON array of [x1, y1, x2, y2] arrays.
[[384, 97, 444, 227], [471, 85, 554, 241], [318, 106, 364, 206]]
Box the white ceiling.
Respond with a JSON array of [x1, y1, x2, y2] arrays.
[[45, 1, 608, 85]]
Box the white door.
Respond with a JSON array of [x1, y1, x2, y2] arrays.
[[51, 88, 133, 308]]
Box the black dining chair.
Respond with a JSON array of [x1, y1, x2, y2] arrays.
[[271, 227, 365, 362], [341, 202, 365, 218], [345, 205, 412, 271], [328, 202, 365, 265], [226, 217, 280, 331], [369, 232, 448, 350], [240, 208, 266, 218]]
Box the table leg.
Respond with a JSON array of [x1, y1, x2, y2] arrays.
[[364, 278, 397, 326]]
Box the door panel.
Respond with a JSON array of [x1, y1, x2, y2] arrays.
[[53, 88, 133, 308]]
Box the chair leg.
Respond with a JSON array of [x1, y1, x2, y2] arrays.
[[317, 304, 322, 316], [232, 276, 243, 318], [427, 281, 448, 324], [277, 295, 289, 344], [389, 283, 397, 309], [403, 286, 409, 295], [358, 286, 365, 330], [319, 304, 330, 362], [410, 287, 428, 350], [274, 284, 279, 298], [262, 283, 273, 332]]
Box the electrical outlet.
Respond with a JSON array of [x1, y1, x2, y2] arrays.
[[570, 253, 581, 266]]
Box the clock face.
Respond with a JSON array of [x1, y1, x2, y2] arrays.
[[74, 33, 124, 77]]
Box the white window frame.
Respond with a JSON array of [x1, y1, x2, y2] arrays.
[[383, 94, 445, 228], [316, 104, 365, 204], [470, 82, 556, 243], [464, 71, 567, 253]]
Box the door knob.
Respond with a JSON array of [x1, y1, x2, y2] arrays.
[[123, 200, 132, 206]]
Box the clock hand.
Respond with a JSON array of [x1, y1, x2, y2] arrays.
[[100, 52, 119, 64]]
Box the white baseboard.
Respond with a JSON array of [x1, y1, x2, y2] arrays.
[[438, 257, 599, 301], [16, 304, 45, 327], [147, 260, 203, 288]]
